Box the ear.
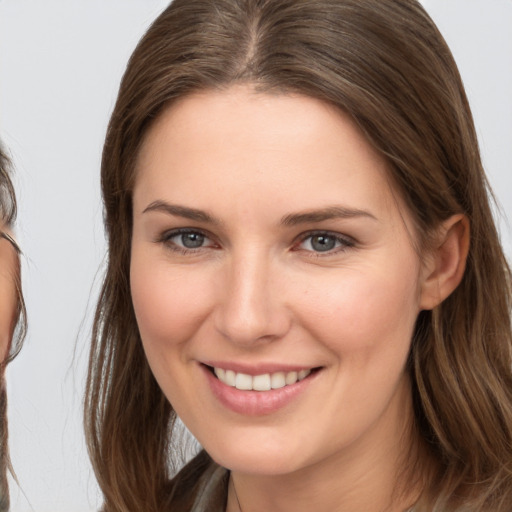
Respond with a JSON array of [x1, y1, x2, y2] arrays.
[[419, 214, 470, 311]]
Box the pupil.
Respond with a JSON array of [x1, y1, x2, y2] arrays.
[[311, 235, 335, 252], [182, 232, 204, 248]]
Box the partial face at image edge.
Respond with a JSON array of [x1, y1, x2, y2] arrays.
[[0, 228, 20, 368]]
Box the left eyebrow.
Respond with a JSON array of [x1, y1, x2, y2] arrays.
[[142, 200, 223, 226], [280, 206, 377, 226]]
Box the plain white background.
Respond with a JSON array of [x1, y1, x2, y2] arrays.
[[1, 1, 511, 511]]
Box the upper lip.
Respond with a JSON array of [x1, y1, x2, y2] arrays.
[[201, 361, 318, 375]]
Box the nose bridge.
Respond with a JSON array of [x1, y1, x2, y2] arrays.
[[214, 247, 289, 345]]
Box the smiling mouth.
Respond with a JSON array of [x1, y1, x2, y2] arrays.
[[209, 366, 319, 391]]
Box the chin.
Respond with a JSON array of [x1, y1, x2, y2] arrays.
[[201, 431, 311, 476], [212, 451, 303, 476]]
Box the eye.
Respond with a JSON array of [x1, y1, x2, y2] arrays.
[[175, 231, 206, 249], [297, 232, 354, 254], [158, 228, 216, 252]]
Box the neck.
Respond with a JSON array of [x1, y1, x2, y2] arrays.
[[226, 379, 423, 512]]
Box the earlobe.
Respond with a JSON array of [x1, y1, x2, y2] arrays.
[[419, 214, 470, 311]]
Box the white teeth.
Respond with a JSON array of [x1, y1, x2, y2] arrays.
[[214, 367, 225, 380], [270, 371, 286, 389], [252, 374, 271, 391], [225, 369, 236, 387], [213, 367, 313, 391], [285, 371, 298, 385], [298, 369, 311, 380], [235, 372, 253, 390]]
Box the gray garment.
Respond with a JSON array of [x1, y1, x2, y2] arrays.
[[188, 464, 416, 512]]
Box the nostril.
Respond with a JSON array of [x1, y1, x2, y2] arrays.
[[213, 302, 292, 347]]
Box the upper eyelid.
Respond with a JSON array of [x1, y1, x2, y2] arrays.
[[158, 227, 214, 241]]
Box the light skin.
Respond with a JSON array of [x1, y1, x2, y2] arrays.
[[0, 226, 20, 367], [130, 86, 468, 512]]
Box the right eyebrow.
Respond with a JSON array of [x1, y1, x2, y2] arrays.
[[142, 200, 223, 226], [280, 206, 377, 226]]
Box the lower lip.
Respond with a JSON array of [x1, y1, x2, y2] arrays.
[[201, 365, 319, 416]]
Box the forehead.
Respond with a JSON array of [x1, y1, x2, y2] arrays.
[[138, 87, 381, 164], [133, 86, 411, 231]]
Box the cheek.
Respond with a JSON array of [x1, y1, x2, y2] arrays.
[[294, 260, 421, 362], [130, 256, 213, 355], [130, 254, 216, 412]]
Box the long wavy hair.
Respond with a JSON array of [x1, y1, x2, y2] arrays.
[[0, 144, 26, 512], [85, 1, 512, 510]]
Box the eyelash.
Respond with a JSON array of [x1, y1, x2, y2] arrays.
[[156, 228, 355, 256], [294, 230, 355, 257], [156, 228, 217, 255]]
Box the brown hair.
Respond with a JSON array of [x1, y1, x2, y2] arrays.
[[85, 1, 512, 510], [0, 144, 26, 512]]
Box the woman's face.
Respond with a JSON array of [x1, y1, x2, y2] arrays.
[[0, 229, 20, 365], [131, 86, 432, 476]]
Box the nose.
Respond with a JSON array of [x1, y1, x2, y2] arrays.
[[213, 251, 291, 346]]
